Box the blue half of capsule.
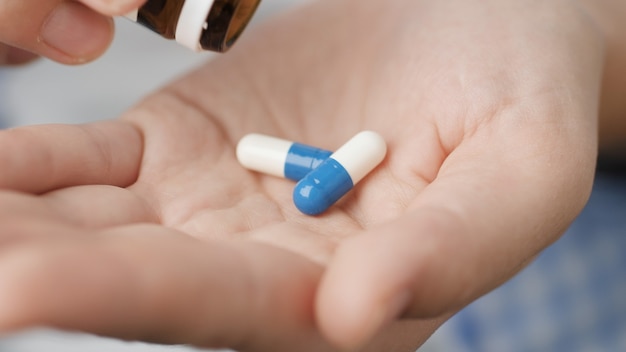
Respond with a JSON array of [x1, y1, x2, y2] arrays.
[[292, 131, 387, 216], [285, 143, 333, 181], [293, 158, 354, 215]]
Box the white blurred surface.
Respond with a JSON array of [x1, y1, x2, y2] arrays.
[[0, 329, 219, 352]]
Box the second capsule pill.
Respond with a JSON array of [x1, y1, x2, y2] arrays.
[[293, 131, 387, 215]]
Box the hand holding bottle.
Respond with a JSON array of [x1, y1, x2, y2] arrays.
[[0, 0, 148, 64], [0, 0, 260, 65]]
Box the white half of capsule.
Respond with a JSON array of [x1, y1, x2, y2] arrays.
[[236, 134, 293, 178], [331, 130, 387, 184]]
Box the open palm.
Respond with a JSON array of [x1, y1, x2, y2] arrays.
[[0, 0, 604, 351]]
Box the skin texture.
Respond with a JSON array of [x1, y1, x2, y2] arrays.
[[579, 0, 626, 154], [0, 0, 620, 351]]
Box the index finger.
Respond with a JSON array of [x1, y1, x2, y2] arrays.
[[0, 121, 143, 193], [0, 0, 114, 64]]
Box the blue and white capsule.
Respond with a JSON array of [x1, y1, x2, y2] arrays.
[[293, 131, 387, 215], [236, 134, 332, 181]]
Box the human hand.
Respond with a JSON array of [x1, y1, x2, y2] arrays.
[[0, 0, 605, 351], [0, 0, 147, 65]]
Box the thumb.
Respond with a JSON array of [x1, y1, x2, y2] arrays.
[[316, 139, 595, 350], [0, 1, 113, 64], [0, 44, 38, 65]]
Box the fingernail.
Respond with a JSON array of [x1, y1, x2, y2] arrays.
[[82, 0, 139, 15], [40, 2, 112, 62]]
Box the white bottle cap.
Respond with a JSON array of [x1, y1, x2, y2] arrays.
[[175, 0, 216, 52]]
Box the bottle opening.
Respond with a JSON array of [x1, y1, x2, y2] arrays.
[[200, 0, 260, 52]]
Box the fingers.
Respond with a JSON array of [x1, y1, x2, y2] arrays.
[[0, 121, 143, 193], [0, 201, 78, 248], [0, 226, 330, 351], [0, 225, 439, 351], [0, 221, 443, 351], [43, 185, 159, 228], [316, 135, 597, 349], [0, 1, 115, 64], [0, 0, 150, 64], [0, 187, 157, 250]]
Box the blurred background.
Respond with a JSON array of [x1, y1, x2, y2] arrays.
[[0, 0, 625, 351]]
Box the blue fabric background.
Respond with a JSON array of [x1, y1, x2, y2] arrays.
[[432, 169, 626, 351]]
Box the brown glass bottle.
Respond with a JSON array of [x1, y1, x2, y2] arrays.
[[128, 0, 261, 52]]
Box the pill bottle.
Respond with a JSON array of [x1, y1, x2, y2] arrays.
[[126, 0, 261, 52]]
